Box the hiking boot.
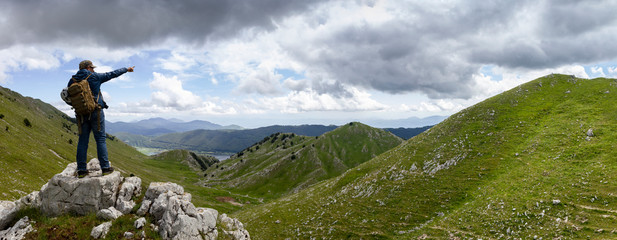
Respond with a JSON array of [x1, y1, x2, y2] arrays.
[[77, 170, 88, 178], [102, 167, 114, 176]]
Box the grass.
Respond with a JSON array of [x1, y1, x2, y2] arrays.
[[232, 74, 617, 239], [10, 206, 161, 240], [4, 74, 617, 239], [0, 85, 256, 220], [202, 122, 404, 201]]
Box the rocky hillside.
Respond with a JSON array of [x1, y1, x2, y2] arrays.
[[234, 74, 617, 239], [0, 86, 148, 200], [0, 158, 249, 240], [0, 86, 182, 200], [0, 85, 250, 214], [203, 122, 404, 200]]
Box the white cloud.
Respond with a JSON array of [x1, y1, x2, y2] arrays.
[[149, 72, 202, 109], [157, 51, 199, 73], [0, 45, 60, 83], [591, 66, 605, 77], [472, 64, 590, 100], [257, 86, 387, 113], [60, 45, 140, 64], [608, 66, 617, 77], [400, 100, 465, 113], [283, 78, 309, 91], [235, 66, 283, 95]]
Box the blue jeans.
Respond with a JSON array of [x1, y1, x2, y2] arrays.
[[76, 110, 110, 172]]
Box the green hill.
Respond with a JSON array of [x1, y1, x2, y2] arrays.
[[0, 85, 248, 212], [151, 149, 219, 172], [233, 74, 617, 239], [203, 122, 404, 200], [0, 86, 148, 199]]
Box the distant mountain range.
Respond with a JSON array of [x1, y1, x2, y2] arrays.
[[106, 117, 243, 136], [106, 116, 445, 137], [114, 124, 340, 154]]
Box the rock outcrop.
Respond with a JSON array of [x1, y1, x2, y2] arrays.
[[38, 159, 133, 217], [0, 201, 18, 230], [137, 182, 246, 240], [0, 216, 33, 240], [0, 158, 251, 240]]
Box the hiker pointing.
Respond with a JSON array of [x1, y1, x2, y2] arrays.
[[67, 60, 134, 178]]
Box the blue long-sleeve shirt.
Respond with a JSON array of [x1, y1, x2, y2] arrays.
[[68, 68, 128, 107]]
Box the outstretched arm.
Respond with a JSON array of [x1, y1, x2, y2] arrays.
[[99, 66, 135, 83]]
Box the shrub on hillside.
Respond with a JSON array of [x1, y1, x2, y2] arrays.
[[0, 113, 4, 119], [23, 118, 32, 127], [62, 122, 71, 131], [106, 134, 116, 141]]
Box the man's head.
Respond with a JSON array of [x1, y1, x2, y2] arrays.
[[79, 60, 96, 71]]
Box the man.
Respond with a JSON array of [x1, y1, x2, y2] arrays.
[[68, 60, 134, 178]]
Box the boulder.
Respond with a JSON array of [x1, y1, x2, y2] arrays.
[[0, 201, 18, 230], [134, 217, 146, 229], [15, 191, 41, 210], [0, 216, 34, 240], [124, 231, 134, 239], [97, 206, 123, 220], [37, 158, 141, 217], [220, 213, 251, 240], [116, 177, 142, 214], [91, 221, 112, 239]]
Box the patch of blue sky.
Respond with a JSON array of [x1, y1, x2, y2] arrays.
[[275, 68, 306, 80], [5, 67, 69, 104], [584, 61, 617, 78], [479, 65, 503, 81]]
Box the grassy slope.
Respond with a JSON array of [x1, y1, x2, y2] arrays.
[[0, 86, 173, 199], [203, 122, 404, 200], [234, 74, 617, 239], [0, 86, 250, 213]]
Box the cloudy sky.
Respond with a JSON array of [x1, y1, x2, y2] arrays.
[[1, 0, 616, 128]]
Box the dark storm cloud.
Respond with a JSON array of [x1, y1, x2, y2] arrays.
[[3, 0, 617, 100], [287, 1, 527, 98], [0, 0, 325, 48], [285, 0, 617, 98], [469, 0, 617, 69]]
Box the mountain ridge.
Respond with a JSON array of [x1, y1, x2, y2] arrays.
[[202, 122, 404, 200], [106, 117, 243, 136]]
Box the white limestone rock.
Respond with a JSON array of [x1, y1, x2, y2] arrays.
[[115, 176, 142, 214], [39, 159, 123, 217], [134, 217, 146, 229], [91, 221, 112, 239], [0, 216, 34, 240], [0, 201, 18, 230], [219, 213, 250, 240], [141, 182, 222, 240], [97, 206, 123, 220], [15, 191, 41, 210]]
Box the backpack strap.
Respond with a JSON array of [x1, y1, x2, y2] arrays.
[[72, 73, 92, 83]]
